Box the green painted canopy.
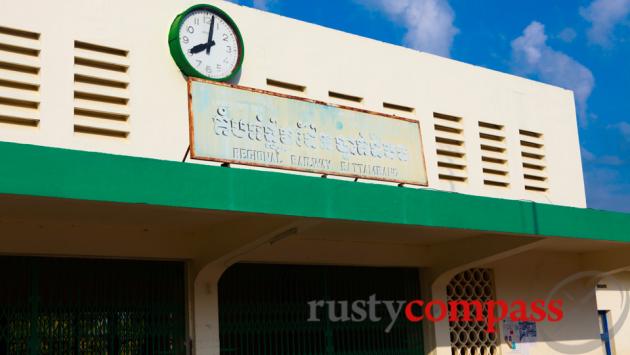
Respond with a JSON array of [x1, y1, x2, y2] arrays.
[[1, 141, 629, 242]]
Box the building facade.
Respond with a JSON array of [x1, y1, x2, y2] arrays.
[[0, 0, 629, 354]]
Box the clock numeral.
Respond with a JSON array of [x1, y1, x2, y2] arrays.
[[196, 60, 202, 68], [182, 36, 189, 44], [222, 33, 228, 41], [204, 17, 212, 24], [194, 17, 200, 25], [187, 26, 195, 34], [206, 65, 212, 74], [223, 58, 229, 64], [216, 64, 222, 70], [226, 46, 232, 53]]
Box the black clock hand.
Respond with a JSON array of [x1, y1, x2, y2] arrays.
[[189, 42, 207, 54], [206, 15, 216, 55]]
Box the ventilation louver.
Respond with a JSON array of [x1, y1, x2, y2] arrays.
[[73, 40, 129, 138], [447, 268, 499, 355], [0, 26, 40, 127], [519, 129, 548, 192], [434, 112, 467, 183], [266, 78, 306, 93], [479, 122, 509, 188]]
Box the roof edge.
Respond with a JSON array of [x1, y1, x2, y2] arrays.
[[0, 141, 628, 242]]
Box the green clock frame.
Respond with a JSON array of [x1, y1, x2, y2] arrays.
[[168, 4, 245, 82]]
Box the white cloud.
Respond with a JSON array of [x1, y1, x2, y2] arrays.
[[558, 27, 577, 43], [226, 0, 274, 11], [359, 0, 459, 57], [599, 155, 625, 166], [585, 166, 630, 212], [581, 147, 596, 161], [580, 0, 630, 47], [510, 21, 595, 124], [582, 147, 629, 211], [609, 121, 630, 141], [253, 0, 272, 10], [581, 147, 624, 165]]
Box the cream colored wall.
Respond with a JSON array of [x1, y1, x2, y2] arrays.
[[1, 195, 623, 355], [597, 272, 630, 355], [199, 236, 608, 355], [489, 252, 603, 355], [423, 250, 607, 355], [0, 0, 585, 207]]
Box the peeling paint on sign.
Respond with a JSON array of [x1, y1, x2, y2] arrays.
[[188, 78, 427, 185]]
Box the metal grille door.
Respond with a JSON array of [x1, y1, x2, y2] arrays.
[[0, 256, 187, 355], [219, 264, 423, 354]]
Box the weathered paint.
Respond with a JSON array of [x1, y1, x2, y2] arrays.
[[0, 0, 588, 208], [188, 78, 428, 185], [0, 141, 628, 242]]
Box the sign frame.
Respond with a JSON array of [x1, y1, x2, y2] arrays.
[[187, 77, 428, 186]]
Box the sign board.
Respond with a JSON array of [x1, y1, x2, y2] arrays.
[[188, 78, 427, 185]]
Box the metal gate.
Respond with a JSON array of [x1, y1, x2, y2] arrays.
[[0, 256, 187, 355], [219, 264, 423, 354]]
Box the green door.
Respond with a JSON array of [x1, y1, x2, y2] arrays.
[[219, 264, 423, 354], [0, 256, 187, 355]]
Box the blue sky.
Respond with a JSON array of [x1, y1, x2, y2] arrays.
[[231, 0, 630, 213]]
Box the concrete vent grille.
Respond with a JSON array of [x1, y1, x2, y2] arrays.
[[519, 129, 548, 192], [447, 268, 499, 355], [328, 90, 363, 103], [73, 40, 130, 138], [0, 26, 40, 127], [266, 78, 306, 93], [479, 122, 509, 188], [434, 112, 467, 183], [383, 102, 415, 114]]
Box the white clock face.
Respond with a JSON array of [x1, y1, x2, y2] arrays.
[[179, 9, 241, 80]]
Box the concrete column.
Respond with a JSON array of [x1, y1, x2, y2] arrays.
[[193, 263, 226, 355]]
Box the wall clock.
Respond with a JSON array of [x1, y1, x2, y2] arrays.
[[169, 4, 244, 82]]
